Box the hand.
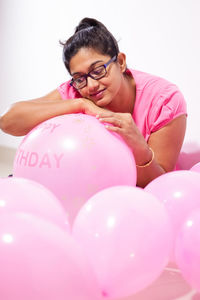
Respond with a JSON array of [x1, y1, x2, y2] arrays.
[[82, 98, 111, 117], [96, 111, 151, 164], [96, 111, 142, 147]]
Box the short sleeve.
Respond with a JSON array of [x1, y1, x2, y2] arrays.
[[148, 87, 187, 133], [57, 81, 81, 100]]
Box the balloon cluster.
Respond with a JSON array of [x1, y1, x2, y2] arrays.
[[1, 114, 200, 299]]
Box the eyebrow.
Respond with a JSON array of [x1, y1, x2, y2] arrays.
[[71, 60, 104, 76]]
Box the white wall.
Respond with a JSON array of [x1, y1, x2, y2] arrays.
[[0, 0, 200, 153]]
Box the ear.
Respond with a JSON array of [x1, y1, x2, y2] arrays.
[[117, 52, 127, 73]]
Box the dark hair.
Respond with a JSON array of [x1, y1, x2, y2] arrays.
[[60, 18, 119, 73]]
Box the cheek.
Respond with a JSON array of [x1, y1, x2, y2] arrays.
[[102, 72, 121, 89], [106, 74, 122, 94], [77, 88, 87, 98]]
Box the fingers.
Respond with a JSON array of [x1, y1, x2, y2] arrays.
[[97, 116, 123, 129], [96, 112, 114, 119], [104, 124, 122, 133]]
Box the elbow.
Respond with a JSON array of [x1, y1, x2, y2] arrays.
[[0, 113, 23, 136], [0, 114, 10, 133], [0, 105, 15, 134], [0, 102, 28, 136]]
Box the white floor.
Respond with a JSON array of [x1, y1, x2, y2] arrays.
[[1, 146, 200, 300], [0, 146, 16, 177]]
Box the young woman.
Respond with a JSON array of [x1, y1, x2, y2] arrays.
[[0, 18, 187, 187]]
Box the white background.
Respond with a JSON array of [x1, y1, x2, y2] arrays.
[[1, 2, 200, 297], [0, 0, 200, 158]]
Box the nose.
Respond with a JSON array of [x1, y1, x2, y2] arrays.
[[87, 76, 99, 92]]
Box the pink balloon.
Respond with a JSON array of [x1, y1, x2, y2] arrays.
[[0, 212, 101, 300], [0, 177, 70, 231], [145, 171, 200, 259], [73, 186, 172, 299], [190, 162, 200, 173], [175, 209, 200, 292], [123, 262, 192, 300], [13, 114, 136, 225]]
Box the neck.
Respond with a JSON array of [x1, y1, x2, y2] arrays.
[[106, 74, 136, 114]]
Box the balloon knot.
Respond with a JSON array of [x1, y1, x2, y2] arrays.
[[102, 290, 108, 297]]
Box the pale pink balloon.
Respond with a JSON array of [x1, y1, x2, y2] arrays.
[[73, 186, 172, 299], [0, 177, 70, 231], [0, 212, 101, 300], [13, 114, 136, 225], [145, 170, 200, 258], [122, 262, 192, 300], [190, 162, 200, 173], [175, 209, 200, 292]]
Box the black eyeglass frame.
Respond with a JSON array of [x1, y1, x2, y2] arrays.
[[70, 55, 117, 90]]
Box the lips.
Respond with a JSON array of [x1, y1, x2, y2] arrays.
[[90, 88, 106, 100]]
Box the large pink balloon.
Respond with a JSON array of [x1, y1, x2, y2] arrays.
[[0, 177, 69, 231], [73, 186, 172, 299], [145, 170, 200, 258], [190, 162, 200, 173], [0, 212, 101, 300], [13, 114, 136, 224], [175, 209, 200, 292]]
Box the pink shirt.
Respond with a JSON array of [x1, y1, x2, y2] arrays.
[[57, 69, 187, 141]]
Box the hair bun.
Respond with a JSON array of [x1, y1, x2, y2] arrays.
[[75, 17, 102, 33], [62, 17, 119, 73]]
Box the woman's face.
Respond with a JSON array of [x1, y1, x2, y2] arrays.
[[69, 48, 126, 108]]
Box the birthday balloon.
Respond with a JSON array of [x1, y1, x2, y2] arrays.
[[0, 212, 101, 300], [145, 170, 200, 259], [13, 114, 136, 224], [0, 177, 69, 231], [73, 186, 172, 299]]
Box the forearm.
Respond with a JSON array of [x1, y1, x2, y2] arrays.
[[131, 144, 165, 187], [136, 158, 166, 188], [0, 98, 84, 136], [136, 115, 187, 187]]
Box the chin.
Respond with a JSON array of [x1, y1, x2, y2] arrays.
[[95, 97, 112, 108]]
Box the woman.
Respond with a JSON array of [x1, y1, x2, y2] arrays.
[[0, 18, 187, 187]]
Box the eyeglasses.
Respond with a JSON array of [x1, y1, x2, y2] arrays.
[[70, 55, 117, 90]]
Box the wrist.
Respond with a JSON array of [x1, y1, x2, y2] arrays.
[[73, 98, 85, 113], [79, 98, 90, 114], [136, 147, 154, 168]]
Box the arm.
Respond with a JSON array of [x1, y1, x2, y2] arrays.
[[138, 114, 186, 187], [0, 89, 84, 136], [0, 89, 110, 136], [96, 113, 186, 187]]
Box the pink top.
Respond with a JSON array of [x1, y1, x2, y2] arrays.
[[57, 69, 187, 141]]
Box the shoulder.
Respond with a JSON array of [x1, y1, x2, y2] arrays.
[[57, 80, 81, 100], [130, 69, 187, 139], [129, 68, 187, 109], [128, 69, 177, 92]]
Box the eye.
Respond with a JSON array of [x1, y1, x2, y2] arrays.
[[90, 66, 105, 77], [74, 76, 85, 84]]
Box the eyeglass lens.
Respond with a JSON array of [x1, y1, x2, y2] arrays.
[[71, 55, 116, 89]]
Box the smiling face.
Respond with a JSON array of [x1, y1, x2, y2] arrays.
[[69, 47, 127, 108]]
